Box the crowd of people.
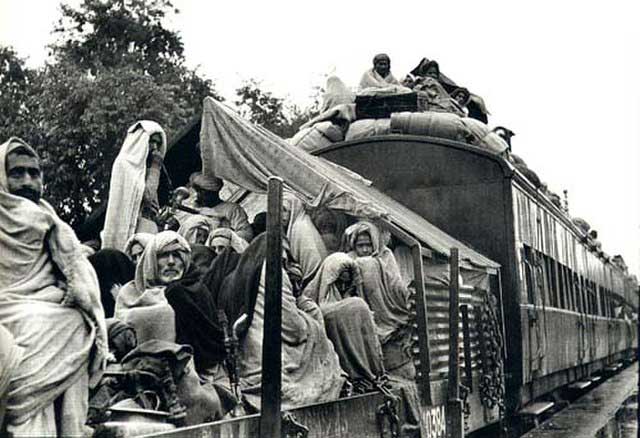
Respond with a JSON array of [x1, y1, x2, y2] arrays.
[[0, 103, 418, 435]]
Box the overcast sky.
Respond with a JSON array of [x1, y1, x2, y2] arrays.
[[1, 0, 639, 275]]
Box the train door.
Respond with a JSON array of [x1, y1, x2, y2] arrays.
[[574, 273, 588, 365], [522, 245, 547, 379]]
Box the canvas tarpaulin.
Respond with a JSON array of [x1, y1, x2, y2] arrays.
[[199, 97, 499, 271], [200, 97, 384, 221]]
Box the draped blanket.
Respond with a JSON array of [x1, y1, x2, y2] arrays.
[[0, 138, 107, 425], [237, 263, 345, 411], [302, 253, 384, 383], [115, 232, 190, 344], [343, 222, 413, 373], [166, 248, 241, 373], [102, 121, 167, 251]]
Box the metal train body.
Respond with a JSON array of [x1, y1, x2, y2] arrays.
[[313, 134, 638, 416]]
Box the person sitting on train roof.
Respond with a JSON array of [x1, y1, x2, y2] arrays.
[[188, 172, 254, 242], [216, 232, 345, 412], [88, 248, 135, 318], [358, 53, 410, 94], [102, 121, 167, 252], [0, 137, 107, 436], [451, 87, 471, 115], [492, 126, 515, 150], [343, 221, 416, 381], [178, 214, 214, 246], [115, 231, 190, 344], [302, 253, 387, 393], [124, 232, 154, 266], [207, 227, 249, 256], [405, 57, 491, 123], [404, 60, 465, 116]]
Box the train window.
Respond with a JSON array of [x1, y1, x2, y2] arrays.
[[565, 265, 575, 311], [557, 262, 566, 309], [522, 245, 537, 305], [573, 272, 583, 313], [545, 256, 559, 308]]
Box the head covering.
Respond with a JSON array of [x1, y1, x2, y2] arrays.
[[342, 220, 384, 256], [282, 192, 328, 284], [177, 214, 212, 245], [88, 249, 135, 318], [124, 232, 154, 260], [189, 244, 216, 273], [135, 231, 191, 292], [0, 137, 40, 191], [206, 227, 249, 253], [373, 53, 390, 65], [107, 319, 135, 341], [192, 171, 223, 192], [302, 252, 363, 305], [102, 121, 167, 251]]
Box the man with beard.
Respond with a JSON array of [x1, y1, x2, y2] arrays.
[[0, 137, 107, 436]]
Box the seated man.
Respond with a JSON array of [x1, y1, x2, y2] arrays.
[[358, 53, 410, 93], [0, 137, 107, 436], [302, 253, 386, 393], [188, 172, 253, 242], [177, 214, 214, 246], [102, 121, 167, 251], [206, 227, 249, 256], [343, 221, 416, 381], [217, 234, 345, 412], [115, 231, 191, 344]]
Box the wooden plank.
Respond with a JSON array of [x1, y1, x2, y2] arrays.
[[447, 247, 460, 402], [519, 401, 554, 416], [568, 381, 591, 390], [260, 176, 283, 438]]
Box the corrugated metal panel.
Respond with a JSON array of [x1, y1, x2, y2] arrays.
[[423, 282, 485, 379]]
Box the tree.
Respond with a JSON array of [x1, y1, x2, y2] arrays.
[[0, 47, 39, 142], [235, 79, 323, 139], [0, 0, 220, 228]]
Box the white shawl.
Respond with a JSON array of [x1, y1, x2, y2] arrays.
[[102, 121, 167, 251]]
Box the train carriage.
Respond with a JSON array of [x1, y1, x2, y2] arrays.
[[312, 133, 638, 418]]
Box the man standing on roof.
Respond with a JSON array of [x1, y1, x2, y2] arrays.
[[189, 172, 253, 242]]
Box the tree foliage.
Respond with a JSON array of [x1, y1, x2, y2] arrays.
[[0, 0, 219, 227], [235, 79, 323, 139]]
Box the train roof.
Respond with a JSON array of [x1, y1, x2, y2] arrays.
[[198, 98, 500, 271]]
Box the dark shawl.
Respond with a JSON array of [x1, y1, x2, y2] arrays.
[[409, 57, 489, 123], [216, 232, 268, 338], [165, 247, 241, 372], [88, 249, 135, 318]]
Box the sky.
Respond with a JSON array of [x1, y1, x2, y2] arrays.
[[1, 0, 639, 275]]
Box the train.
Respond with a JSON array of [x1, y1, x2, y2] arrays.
[[312, 132, 639, 426], [81, 97, 638, 437]]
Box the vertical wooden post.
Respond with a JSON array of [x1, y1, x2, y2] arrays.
[[447, 247, 464, 438], [259, 177, 283, 438], [411, 244, 433, 405], [461, 304, 473, 392]]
